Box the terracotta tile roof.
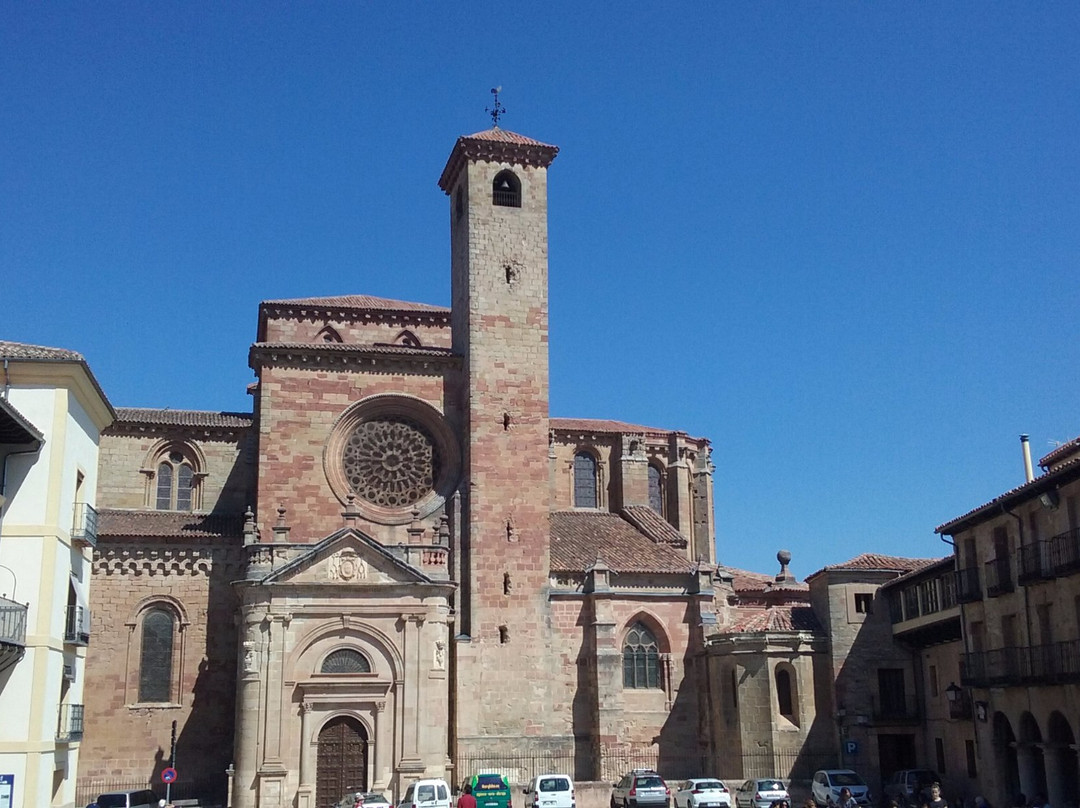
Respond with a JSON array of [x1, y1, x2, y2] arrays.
[[621, 505, 687, 546], [0, 340, 84, 361], [717, 564, 810, 593], [0, 397, 43, 445], [261, 295, 449, 314], [725, 605, 824, 634], [1040, 436, 1080, 469], [439, 128, 559, 192], [551, 418, 682, 436], [459, 128, 558, 147], [880, 555, 954, 589], [936, 456, 1080, 534], [98, 508, 244, 538], [0, 340, 114, 417], [808, 553, 940, 580], [550, 510, 696, 574], [114, 408, 254, 428]]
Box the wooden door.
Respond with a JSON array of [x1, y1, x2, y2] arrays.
[[317, 716, 368, 808]]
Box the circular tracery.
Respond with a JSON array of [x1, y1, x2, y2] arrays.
[[343, 417, 440, 508]]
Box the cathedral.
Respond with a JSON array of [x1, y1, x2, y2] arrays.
[[80, 127, 724, 808]]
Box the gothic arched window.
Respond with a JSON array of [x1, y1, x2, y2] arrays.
[[139, 608, 175, 703], [648, 464, 664, 515], [154, 449, 196, 511], [492, 170, 521, 208], [573, 452, 598, 508], [623, 621, 660, 689], [321, 649, 372, 674]]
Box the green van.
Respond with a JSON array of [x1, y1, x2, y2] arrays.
[[467, 773, 513, 808]]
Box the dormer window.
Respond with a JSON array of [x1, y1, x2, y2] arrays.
[[492, 170, 521, 208]]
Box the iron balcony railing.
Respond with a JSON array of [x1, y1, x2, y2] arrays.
[[1049, 528, 1080, 576], [64, 604, 90, 645], [71, 502, 98, 548], [962, 640, 1080, 687], [954, 566, 982, 603], [57, 703, 84, 742], [984, 555, 1014, 597], [0, 596, 27, 646], [1019, 540, 1054, 584]]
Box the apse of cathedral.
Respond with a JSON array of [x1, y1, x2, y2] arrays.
[[81, 127, 727, 808]]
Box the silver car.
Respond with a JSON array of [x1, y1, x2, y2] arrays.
[[612, 771, 671, 808], [734, 780, 789, 808]]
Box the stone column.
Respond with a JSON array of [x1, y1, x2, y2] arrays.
[[670, 446, 693, 541], [373, 700, 389, 790], [299, 701, 314, 786], [233, 610, 266, 808], [399, 614, 425, 767]]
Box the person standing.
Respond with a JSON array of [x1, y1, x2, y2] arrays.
[[458, 784, 478, 808]]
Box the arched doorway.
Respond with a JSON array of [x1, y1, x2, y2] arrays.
[[1047, 711, 1078, 808], [994, 712, 1021, 804], [317, 716, 369, 808], [1018, 712, 1047, 803]]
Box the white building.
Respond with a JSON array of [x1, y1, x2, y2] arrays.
[[0, 341, 113, 808]]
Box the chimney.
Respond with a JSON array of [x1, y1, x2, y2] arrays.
[[1021, 434, 1034, 483]]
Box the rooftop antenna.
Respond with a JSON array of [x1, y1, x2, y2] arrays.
[[486, 86, 505, 128]]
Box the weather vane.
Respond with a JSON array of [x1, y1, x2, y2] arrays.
[[486, 86, 505, 128]]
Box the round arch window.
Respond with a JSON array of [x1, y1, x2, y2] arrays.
[[325, 394, 460, 525]]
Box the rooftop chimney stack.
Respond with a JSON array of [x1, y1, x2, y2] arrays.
[[1021, 434, 1034, 483]]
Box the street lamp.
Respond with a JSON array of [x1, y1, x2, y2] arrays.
[[945, 682, 963, 703]]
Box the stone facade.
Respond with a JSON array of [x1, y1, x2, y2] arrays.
[[936, 440, 1080, 808], [78, 129, 726, 808]]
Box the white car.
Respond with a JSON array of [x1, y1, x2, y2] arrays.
[[675, 779, 731, 808], [524, 775, 575, 808], [811, 771, 870, 807], [734, 780, 789, 808]]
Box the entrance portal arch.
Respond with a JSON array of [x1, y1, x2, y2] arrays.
[[1047, 711, 1078, 808], [993, 711, 1021, 804], [317, 715, 369, 808], [1018, 712, 1047, 803]]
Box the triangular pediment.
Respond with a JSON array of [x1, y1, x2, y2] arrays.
[[258, 528, 436, 586]]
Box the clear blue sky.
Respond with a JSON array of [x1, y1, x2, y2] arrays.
[[4, 4, 1078, 576]]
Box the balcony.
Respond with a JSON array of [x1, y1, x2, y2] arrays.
[[64, 604, 90, 645], [985, 556, 1014, 597], [962, 640, 1080, 688], [0, 596, 28, 673], [1019, 540, 1054, 585], [71, 502, 98, 548], [1050, 528, 1080, 576], [56, 703, 84, 742], [872, 694, 922, 724], [955, 566, 982, 603]]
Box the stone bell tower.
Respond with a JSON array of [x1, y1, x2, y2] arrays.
[[438, 127, 559, 754]]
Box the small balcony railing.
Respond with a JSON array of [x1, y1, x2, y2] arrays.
[[64, 605, 90, 645], [955, 566, 982, 603], [0, 596, 28, 673], [71, 502, 98, 548], [985, 556, 1014, 597], [872, 694, 921, 723], [1050, 528, 1080, 576], [1019, 540, 1055, 584], [56, 703, 84, 742], [962, 641, 1080, 687], [0, 596, 27, 647]]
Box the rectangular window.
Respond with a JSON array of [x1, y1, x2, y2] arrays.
[[969, 620, 985, 653], [878, 668, 906, 716], [929, 664, 939, 697], [855, 593, 873, 614], [935, 737, 946, 774], [1029, 510, 1040, 543], [966, 739, 977, 778], [1037, 604, 1053, 645]]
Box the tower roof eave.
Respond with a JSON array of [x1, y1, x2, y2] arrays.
[[438, 128, 559, 193]]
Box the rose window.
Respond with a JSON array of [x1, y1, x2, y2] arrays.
[[342, 418, 440, 508]]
